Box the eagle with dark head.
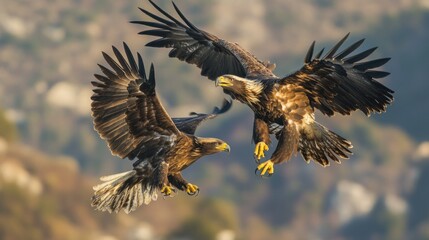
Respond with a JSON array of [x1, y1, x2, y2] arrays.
[[91, 42, 231, 213], [132, 1, 394, 176]]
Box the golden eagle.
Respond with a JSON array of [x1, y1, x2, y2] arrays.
[[91, 42, 231, 213], [132, 1, 394, 176]]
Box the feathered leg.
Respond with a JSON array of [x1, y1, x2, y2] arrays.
[[253, 116, 271, 161], [153, 161, 174, 196], [256, 124, 299, 176]]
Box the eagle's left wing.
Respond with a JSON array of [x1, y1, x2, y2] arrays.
[[172, 99, 232, 135], [131, 0, 274, 80], [283, 33, 394, 116]]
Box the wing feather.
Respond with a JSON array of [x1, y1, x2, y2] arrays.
[[283, 34, 394, 116], [131, 0, 274, 80], [91, 42, 182, 161], [172, 99, 232, 135]]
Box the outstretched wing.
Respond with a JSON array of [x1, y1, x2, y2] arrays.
[[172, 99, 232, 135], [131, 0, 274, 80], [283, 33, 394, 116], [91, 42, 181, 161]]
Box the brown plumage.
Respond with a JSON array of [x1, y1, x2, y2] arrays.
[[91, 42, 231, 213], [133, 1, 393, 175]]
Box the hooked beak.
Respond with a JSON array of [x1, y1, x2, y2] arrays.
[[216, 142, 231, 152], [215, 76, 234, 87]]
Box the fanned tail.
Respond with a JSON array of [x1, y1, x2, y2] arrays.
[[299, 122, 352, 166], [91, 163, 158, 213]]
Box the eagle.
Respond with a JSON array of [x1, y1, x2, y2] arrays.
[[91, 42, 231, 213], [132, 1, 394, 176]]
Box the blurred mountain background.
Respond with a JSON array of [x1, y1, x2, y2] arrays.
[[1, 0, 429, 239]]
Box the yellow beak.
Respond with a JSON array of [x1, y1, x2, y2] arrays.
[[216, 142, 231, 152], [215, 76, 234, 87]]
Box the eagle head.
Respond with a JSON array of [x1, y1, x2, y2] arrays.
[[194, 137, 230, 155], [215, 75, 263, 104]]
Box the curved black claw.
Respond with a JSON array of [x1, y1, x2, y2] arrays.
[[187, 188, 200, 196], [254, 155, 260, 164], [254, 168, 274, 178], [161, 186, 176, 199], [186, 183, 199, 196], [255, 160, 275, 177], [263, 173, 274, 178]]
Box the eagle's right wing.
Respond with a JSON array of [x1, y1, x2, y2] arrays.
[[172, 99, 232, 135], [91, 42, 181, 161], [131, 0, 275, 80]]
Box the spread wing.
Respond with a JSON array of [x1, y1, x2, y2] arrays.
[[131, 0, 274, 80], [172, 99, 232, 135], [91, 42, 182, 161], [283, 33, 394, 116]]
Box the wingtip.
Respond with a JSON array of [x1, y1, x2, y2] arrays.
[[216, 98, 233, 114], [137, 52, 147, 80], [111, 45, 119, 53], [149, 63, 155, 83], [148, 0, 156, 7], [304, 41, 316, 63], [137, 7, 152, 17], [171, 1, 180, 12], [324, 33, 351, 59], [122, 42, 132, 55], [101, 51, 110, 61]]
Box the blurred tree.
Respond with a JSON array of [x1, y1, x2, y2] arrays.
[[0, 108, 18, 142], [340, 198, 406, 240], [408, 159, 429, 239], [169, 198, 238, 240]]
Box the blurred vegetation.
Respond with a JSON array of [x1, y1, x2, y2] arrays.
[[0, 108, 18, 142], [0, 145, 120, 239], [169, 198, 238, 240], [0, 0, 428, 239]]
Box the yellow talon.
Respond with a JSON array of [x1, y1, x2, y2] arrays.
[[186, 183, 199, 196], [160, 185, 174, 196], [256, 160, 274, 176], [254, 142, 269, 160]]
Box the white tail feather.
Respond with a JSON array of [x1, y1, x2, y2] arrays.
[[99, 170, 135, 182], [91, 170, 158, 213], [93, 170, 136, 191]]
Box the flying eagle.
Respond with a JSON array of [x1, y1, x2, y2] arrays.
[[132, 1, 394, 176], [91, 42, 231, 213]]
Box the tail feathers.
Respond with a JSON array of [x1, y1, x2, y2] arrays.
[[299, 122, 353, 166], [91, 169, 158, 213]]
